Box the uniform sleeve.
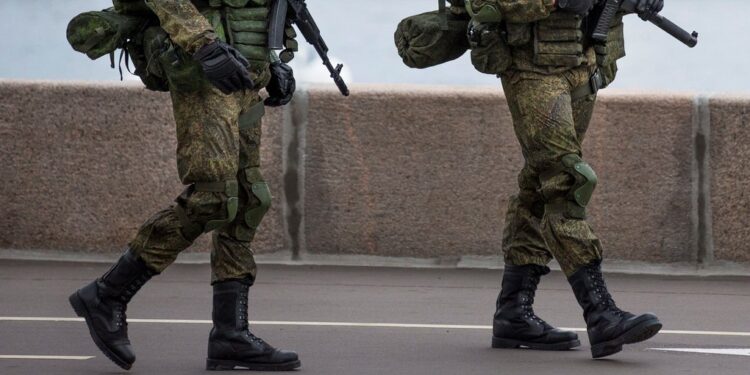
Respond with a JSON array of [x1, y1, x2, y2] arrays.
[[145, 0, 217, 54], [493, 0, 557, 23]]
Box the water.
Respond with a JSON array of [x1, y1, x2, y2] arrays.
[[0, 0, 743, 93]]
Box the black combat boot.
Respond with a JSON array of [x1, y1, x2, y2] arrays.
[[569, 260, 662, 358], [206, 280, 301, 371], [492, 264, 581, 350], [69, 249, 158, 370]]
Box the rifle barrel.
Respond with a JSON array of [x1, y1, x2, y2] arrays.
[[650, 14, 698, 48]]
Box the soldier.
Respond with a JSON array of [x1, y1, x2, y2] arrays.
[[68, 0, 300, 371], [448, 0, 665, 358]]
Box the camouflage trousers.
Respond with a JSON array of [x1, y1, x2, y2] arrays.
[[129, 82, 268, 283], [499, 65, 604, 277]]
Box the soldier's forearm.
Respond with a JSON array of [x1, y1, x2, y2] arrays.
[[145, 0, 217, 54]]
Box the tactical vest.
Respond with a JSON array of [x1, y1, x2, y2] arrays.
[[464, 0, 625, 76], [70, 0, 296, 91]]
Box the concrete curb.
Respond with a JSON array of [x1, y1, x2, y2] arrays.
[[2, 248, 749, 278]]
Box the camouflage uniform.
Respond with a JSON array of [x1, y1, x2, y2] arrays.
[[128, 0, 282, 283], [470, 0, 625, 277]]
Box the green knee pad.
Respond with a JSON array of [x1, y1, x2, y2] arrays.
[[176, 180, 239, 240], [243, 167, 272, 230], [543, 154, 598, 219]]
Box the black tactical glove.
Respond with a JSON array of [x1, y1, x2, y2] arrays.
[[636, 0, 664, 21], [193, 40, 254, 94], [264, 61, 296, 107], [556, 0, 595, 16]]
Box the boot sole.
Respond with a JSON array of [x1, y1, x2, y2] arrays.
[[591, 318, 663, 359], [492, 336, 581, 351], [69, 292, 133, 370], [206, 358, 302, 371]]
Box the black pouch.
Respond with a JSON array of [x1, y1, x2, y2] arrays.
[[142, 27, 206, 92], [469, 22, 512, 75], [113, 0, 154, 16]]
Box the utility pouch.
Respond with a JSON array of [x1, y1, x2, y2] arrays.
[[468, 22, 512, 75], [394, 10, 470, 69], [67, 8, 146, 60], [593, 14, 625, 68], [143, 27, 205, 92], [533, 12, 585, 67], [225, 6, 270, 63], [127, 30, 169, 91], [505, 23, 531, 46]]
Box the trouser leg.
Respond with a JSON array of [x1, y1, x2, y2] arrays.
[[211, 94, 269, 283], [500, 67, 602, 277], [130, 85, 247, 272]]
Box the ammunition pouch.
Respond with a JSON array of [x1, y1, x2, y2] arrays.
[[395, 11, 470, 69], [593, 13, 625, 87], [533, 12, 585, 68], [198, 0, 285, 88], [142, 27, 204, 92], [468, 22, 512, 75]]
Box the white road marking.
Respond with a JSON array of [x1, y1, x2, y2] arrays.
[[2, 316, 750, 337], [0, 355, 94, 360], [650, 348, 750, 357]]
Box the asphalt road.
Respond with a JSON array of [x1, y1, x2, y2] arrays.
[[0, 260, 749, 375]]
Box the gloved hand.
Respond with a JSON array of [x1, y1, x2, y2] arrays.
[[556, 0, 595, 16], [264, 60, 296, 107], [193, 40, 254, 94], [636, 0, 664, 21]]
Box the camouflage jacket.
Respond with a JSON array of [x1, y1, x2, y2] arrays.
[[145, 0, 216, 54]]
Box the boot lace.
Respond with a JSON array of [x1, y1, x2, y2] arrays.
[[586, 266, 625, 316], [238, 289, 270, 348], [520, 275, 546, 326], [109, 272, 152, 330]]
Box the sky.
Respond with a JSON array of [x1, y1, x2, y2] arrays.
[[0, 0, 743, 93]]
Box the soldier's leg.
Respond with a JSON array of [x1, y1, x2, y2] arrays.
[[69, 83, 243, 370], [491, 74, 580, 351], [210, 92, 267, 284], [505, 68, 660, 358], [130, 85, 244, 270], [565, 84, 662, 358], [206, 93, 300, 371]]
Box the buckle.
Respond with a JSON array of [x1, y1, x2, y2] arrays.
[[589, 69, 603, 95]]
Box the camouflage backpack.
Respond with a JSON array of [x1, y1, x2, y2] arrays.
[[66, 8, 146, 61], [394, 1, 470, 69]]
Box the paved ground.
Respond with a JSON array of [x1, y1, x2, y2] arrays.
[[0, 260, 749, 375]]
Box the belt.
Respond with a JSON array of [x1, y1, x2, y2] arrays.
[[571, 69, 604, 100]]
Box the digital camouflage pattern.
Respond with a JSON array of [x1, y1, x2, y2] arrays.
[[145, 0, 217, 54], [128, 0, 273, 283], [470, 0, 556, 23], [130, 83, 266, 283], [489, 4, 624, 277], [500, 66, 604, 276]]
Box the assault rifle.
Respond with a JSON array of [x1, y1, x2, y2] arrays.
[[592, 0, 698, 48], [268, 0, 350, 96]]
